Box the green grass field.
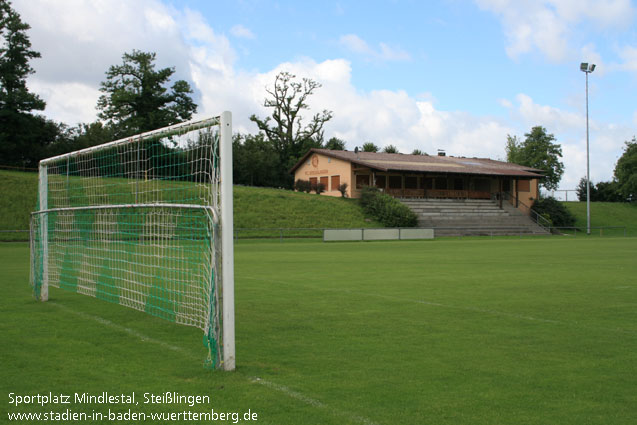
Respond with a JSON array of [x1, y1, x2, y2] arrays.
[[2, 237, 636, 424]]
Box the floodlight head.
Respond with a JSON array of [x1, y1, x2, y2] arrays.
[[580, 62, 588, 72], [589, 64, 596, 72]]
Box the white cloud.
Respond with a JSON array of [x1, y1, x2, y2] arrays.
[[339, 34, 411, 62], [230, 24, 255, 39], [475, 0, 635, 62], [28, 80, 101, 125], [512, 93, 583, 132], [15, 0, 235, 125], [616, 45, 637, 72]]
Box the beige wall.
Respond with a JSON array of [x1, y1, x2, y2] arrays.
[[512, 178, 540, 214], [294, 153, 354, 197]]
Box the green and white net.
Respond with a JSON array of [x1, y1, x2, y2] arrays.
[[30, 118, 226, 368]]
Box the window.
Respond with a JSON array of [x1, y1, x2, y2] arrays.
[[405, 176, 418, 189], [424, 178, 434, 190], [389, 175, 402, 189], [356, 174, 370, 189], [375, 175, 386, 189], [474, 179, 490, 192], [435, 177, 447, 190], [454, 178, 464, 190], [331, 175, 340, 191], [517, 180, 530, 192], [503, 179, 511, 192], [320, 176, 329, 190]]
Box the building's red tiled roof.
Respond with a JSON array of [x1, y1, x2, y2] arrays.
[[290, 149, 544, 178]]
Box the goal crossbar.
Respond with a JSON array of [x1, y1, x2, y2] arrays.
[[40, 117, 221, 166]]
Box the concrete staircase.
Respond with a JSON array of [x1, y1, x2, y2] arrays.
[[399, 198, 549, 237]]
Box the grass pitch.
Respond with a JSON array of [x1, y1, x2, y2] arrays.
[[2, 237, 636, 424]]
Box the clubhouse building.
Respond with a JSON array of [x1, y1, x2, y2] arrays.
[[290, 149, 544, 214]]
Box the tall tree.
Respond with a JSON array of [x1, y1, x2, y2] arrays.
[[250, 71, 333, 188], [576, 177, 598, 202], [383, 145, 399, 153], [506, 127, 564, 191], [613, 137, 637, 201], [97, 50, 197, 138], [0, 0, 48, 166], [504, 135, 522, 164], [362, 142, 379, 152], [324, 137, 345, 150]]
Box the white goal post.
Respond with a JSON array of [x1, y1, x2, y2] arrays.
[[30, 113, 235, 371]]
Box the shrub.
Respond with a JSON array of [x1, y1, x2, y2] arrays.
[[313, 182, 326, 195], [294, 179, 312, 193], [358, 186, 418, 227], [338, 183, 348, 197], [532, 197, 576, 228]]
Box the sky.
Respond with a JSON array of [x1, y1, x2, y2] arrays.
[[13, 0, 637, 194]]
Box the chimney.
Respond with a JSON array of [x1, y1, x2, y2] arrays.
[[437, 149, 446, 157]]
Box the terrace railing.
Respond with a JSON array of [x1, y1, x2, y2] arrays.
[[385, 188, 491, 199], [496, 192, 553, 233]]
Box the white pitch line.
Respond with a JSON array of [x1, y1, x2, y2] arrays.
[[49, 301, 382, 425], [50, 302, 198, 359], [250, 377, 380, 425]]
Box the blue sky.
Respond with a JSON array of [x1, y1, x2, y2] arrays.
[[15, 0, 637, 193]]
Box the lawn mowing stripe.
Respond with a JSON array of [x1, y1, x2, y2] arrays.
[[48, 300, 382, 425], [242, 275, 637, 336]]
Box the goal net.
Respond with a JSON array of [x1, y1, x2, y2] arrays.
[[30, 113, 235, 370]]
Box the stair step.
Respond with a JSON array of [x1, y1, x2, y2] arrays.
[[400, 197, 549, 237]]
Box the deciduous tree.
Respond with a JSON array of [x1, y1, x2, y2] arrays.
[[506, 127, 564, 191], [361, 142, 379, 152], [324, 137, 345, 150], [614, 138, 637, 201], [250, 71, 332, 188]]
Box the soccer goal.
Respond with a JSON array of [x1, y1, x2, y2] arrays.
[[30, 112, 235, 371]]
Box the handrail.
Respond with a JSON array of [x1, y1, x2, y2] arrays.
[[492, 192, 553, 233]]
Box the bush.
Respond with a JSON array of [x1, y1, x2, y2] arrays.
[[338, 183, 348, 197], [532, 197, 576, 228], [313, 182, 326, 195], [358, 186, 418, 227], [294, 179, 312, 193]]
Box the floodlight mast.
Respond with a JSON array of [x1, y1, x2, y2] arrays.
[[580, 62, 595, 235]]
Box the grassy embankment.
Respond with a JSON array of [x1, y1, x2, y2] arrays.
[[563, 201, 637, 236], [0, 170, 380, 240]]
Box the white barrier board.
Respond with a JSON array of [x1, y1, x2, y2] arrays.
[[323, 229, 363, 241], [399, 228, 434, 239]]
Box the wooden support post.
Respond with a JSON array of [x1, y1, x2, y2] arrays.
[[499, 178, 503, 209]]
